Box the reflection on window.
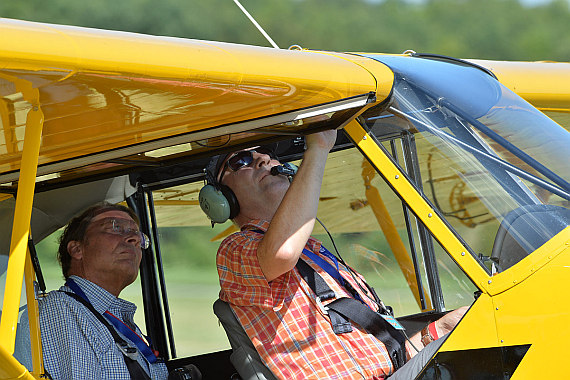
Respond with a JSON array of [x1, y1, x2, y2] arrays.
[[316, 147, 474, 315]]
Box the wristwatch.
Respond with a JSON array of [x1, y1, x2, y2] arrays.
[[421, 322, 438, 347]]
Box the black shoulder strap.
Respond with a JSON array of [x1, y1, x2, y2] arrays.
[[63, 291, 152, 380], [296, 259, 407, 370]]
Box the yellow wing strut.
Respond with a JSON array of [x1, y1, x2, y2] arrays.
[[0, 76, 44, 364]]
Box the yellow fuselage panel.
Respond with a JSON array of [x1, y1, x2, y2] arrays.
[[439, 228, 570, 377], [0, 18, 379, 176], [493, 239, 570, 378]]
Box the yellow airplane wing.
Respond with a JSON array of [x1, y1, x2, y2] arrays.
[[0, 18, 384, 184]]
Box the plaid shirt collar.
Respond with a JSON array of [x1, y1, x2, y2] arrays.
[[240, 219, 270, 232]]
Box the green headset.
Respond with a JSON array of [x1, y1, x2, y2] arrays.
[[198, 155, 241, 224]]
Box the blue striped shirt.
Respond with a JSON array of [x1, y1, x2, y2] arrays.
[[36, 276, 168, 380]]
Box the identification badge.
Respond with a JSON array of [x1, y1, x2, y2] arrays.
[[380, 314, 405, 330]]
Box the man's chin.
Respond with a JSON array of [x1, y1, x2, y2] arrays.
[[115, 264, 139, 285], [120, 274, 138, 290]]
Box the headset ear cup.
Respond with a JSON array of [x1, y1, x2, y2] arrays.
[[219, 184, 240, 220], [199, 184, 233, 224]]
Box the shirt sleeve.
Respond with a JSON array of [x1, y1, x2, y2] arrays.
[[217, 231, 291, 310]]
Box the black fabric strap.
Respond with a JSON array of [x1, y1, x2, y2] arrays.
[[63, 291, 152, 380], [297, 259, 353, 334], [296, 259, 407, 370], [327, 297, 407, 369]]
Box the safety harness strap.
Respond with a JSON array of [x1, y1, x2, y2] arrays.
[[296, 259, 407, 370], [327, 297, 407, 369], [63, 291, 152, 380]]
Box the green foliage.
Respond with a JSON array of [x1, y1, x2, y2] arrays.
[[1, 0, 568, 60], [158, 226, 223, 269]]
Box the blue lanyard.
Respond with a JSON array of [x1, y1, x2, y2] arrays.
[[66, 278, 158, 364], [304, 246, 366, 304], [302, 246, 345, 287]]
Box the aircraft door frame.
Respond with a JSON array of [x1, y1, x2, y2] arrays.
[[128, 186, 173, 361]]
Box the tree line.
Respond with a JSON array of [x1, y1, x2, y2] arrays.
[[1, 0, 569, 61]]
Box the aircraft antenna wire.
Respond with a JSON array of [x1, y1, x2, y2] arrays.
[[231, 0, 280, 49], [315, 216, 387, 312]]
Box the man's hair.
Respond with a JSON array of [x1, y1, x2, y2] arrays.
[[57, 202, 139, 278], [205, 153, 228, 187]]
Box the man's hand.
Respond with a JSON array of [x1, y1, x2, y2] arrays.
[[434, 306, 469, 336], [406, 306, 468, 359], [305, 129, 337, 153]]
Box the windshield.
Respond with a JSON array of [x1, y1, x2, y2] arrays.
[[360, 55, 570, 273]]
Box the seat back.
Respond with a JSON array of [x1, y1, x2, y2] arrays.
[[491, 205, 570, 271], [12, 307, 33, 371], [213, 299, 276, 380]]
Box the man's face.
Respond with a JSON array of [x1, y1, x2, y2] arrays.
[[73, 210, 143, 293], [220, 149, 290, 218]]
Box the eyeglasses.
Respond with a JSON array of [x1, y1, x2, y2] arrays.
[[94, 217, 150, 249], [220, 148, 276, 180]]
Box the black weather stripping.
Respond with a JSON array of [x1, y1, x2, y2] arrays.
[[416, 344, 530, 379]]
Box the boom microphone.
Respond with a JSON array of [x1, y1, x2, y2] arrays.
[[270, 163, 297, 177]]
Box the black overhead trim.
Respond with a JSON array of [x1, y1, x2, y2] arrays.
[[410, 53, 498, 80]]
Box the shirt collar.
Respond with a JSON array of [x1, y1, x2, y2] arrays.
[[64, 275, 137, 317], [241, 219, 270, 232]]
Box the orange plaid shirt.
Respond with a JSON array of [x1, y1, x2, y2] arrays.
[[217, 220, 394, 379]]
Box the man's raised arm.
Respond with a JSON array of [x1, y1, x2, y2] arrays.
[[257, 129, 337, 281]]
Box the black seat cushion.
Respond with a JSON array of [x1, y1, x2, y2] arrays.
[[491, 205, 570, 271], [213, 299, 277, 380]]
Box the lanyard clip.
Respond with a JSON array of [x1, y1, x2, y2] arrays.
[[316, 296, 329, 315], [316, 290, 336, 315], [117, 343, 139, 361]]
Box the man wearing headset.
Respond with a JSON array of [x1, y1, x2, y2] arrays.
[[201, 129, 466, 379]]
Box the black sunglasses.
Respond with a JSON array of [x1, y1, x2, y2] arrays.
[[219, 148, 276, 180]]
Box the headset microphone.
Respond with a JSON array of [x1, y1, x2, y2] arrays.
[[270, 162, 298, 177]]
